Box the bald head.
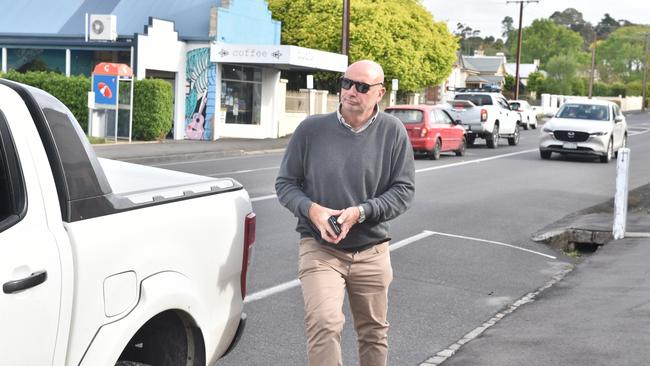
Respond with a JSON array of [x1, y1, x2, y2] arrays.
[[345, 60, 385, 85]]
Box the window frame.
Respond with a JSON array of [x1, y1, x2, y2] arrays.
[[0, 109, 27, 233]]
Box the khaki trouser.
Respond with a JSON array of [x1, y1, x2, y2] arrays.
[[298, 237, 393, 366]]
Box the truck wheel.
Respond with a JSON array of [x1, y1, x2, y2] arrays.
[[508, 125, 520, 146], [467, 136, 476, 147], [486, 125, 499, 148], [429, 138, 441, 160], [540, 150, 551, 159], [455, 138, 466, 156]]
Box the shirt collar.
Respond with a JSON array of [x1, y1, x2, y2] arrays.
[[336, 104, 379, 133]]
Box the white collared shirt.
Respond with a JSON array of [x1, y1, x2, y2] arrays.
[[337, 104, 379, 133]]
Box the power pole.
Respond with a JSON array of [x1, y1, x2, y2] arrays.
[[507, 0, 539, 100], [642, 33, 648, 111], [341, 0, 350, 56], [588, 31, 596, 99]]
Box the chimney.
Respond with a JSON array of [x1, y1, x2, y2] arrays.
[[208, 3, 217, 38]]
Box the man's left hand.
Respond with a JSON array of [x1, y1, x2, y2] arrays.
[[334, 206, 361, 243]]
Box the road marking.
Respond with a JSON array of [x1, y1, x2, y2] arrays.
[[244, 229, 552, 304], [244, 231, 435, 304], [425, 230, 557, 259], [208, 166, 279, 177], [416, 149, 537, 173], [151, 152, 283, 167], [249, 149, 538, 202], [251, 194, 277, 202]]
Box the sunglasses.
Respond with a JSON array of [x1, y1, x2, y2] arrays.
[[340, 77, 384, 94]]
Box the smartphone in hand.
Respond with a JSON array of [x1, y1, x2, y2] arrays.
[[328, 216, 342, 235]]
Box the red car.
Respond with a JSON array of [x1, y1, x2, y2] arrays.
[[385, 104, 467, 160]]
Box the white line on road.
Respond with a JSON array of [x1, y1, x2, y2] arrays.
[[244, 229, 553, 304], [425, 230, 557, 259], [249, 149, 539, 202], [208, 166, 279, 177], [415, 149, 537, 173], [244, 231, 435, 304]]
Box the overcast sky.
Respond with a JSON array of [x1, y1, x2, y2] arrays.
[[422, 0, 646, 39]]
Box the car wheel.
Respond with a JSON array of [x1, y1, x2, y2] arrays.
[[429, 138, 441, 160], [486, 125, 499, 148], [455, 137, 466, 156], [616, 134, 628, 158], [508, 125, 520, 146], [600, 139, 613, 163], [540, 150, 551, 159], [467, 136, 476, 147], [531, 121, 537, 129]]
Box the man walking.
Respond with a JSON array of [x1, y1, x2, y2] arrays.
[[275, 60, 415, 366]]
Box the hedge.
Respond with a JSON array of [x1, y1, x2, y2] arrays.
[[0, 71, 173, 141]]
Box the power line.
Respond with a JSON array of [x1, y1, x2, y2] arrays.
[[507, 0, 539, 100]]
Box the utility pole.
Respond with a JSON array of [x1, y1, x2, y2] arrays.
[[507, 0, 538, 100], [588, 31, 596, 99], [642, 33, 648, 111], [341, 0, 350, 56]]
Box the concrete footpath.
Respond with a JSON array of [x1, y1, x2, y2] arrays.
[[426, 187, 650, 366], [93, 136, 291, 164]]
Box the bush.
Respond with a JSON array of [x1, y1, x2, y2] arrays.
[[611, 82, 626, 97], [132, 79, 172, 141], [593, 82, 612, 97], [1, 70, 91, 130]]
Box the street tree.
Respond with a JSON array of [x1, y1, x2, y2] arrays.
[[549, 8, 594, 50], [268, 0, 457, 92], [596, 25, 650, 83], [508, 19, 585, 68]]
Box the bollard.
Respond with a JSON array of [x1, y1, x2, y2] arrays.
[[613, 147, 630, 240]]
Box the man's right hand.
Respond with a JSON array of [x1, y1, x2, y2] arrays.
[[308, 202, 343, 243]]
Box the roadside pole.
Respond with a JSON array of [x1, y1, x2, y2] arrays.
[[613, 148, 631, 240]]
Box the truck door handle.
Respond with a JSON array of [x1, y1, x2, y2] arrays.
[[3, 270, 48, 294]]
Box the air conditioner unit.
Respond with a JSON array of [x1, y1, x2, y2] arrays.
[[89, 14, 117, 41]]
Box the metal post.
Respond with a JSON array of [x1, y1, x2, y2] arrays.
[[588, 34, 596, 99], [613, 148, 630, 240], [341, 0, 350, 56], [642, 33, 648, 111], [514, 2, 523, 100]]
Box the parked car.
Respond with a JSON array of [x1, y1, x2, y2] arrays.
[[385, 104, 466, 160], [0, 79, 256, 366], [508, 99, 538, 130], [449, 91, 520, 148], [539, 99, 628, 163]]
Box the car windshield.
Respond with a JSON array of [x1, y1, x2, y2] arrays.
[[557, 104, 609, 121], [385, 109, 423, 124], [454, 94, 493, 106]]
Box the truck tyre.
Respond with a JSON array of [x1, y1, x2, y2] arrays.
[[508, 125, 520, 146], [467, 135, 475, 147], [429, 138, 441, 160], [486, 125, 499, 148]]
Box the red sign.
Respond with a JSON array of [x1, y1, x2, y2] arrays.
[[93, 62, 133, 77]]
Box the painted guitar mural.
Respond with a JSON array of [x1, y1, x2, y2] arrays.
[[186, 90, 208, 140]]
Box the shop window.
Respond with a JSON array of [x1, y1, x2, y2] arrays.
[[7, 48, 65, 74], [70, 50, 130, 77], [221, 64, 262, 125]]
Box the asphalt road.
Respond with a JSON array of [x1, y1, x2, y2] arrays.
[[150, 113, 650, 365]]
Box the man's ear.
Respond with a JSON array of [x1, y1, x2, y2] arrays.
[[377, 87, 386, 101]]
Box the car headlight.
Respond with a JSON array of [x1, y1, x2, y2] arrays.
[[542, 126, 554, 134], [589, 131, 608, 136]]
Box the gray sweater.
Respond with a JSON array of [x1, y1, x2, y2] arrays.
[[275, 111, 415, 251]]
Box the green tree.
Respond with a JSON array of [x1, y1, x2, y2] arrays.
[[596, 25, 650, 83], [549, 8, 594, 50], [509, 19, 585, 68], [526, 70, 545, 93], [268, 0, 458, 92]]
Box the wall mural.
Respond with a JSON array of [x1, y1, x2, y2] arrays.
[[185, 47, 216, 140]]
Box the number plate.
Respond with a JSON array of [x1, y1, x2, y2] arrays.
[[563, 142, 578, 149]]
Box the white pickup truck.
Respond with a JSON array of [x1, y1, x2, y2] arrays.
[[449, 91, 520, 148], [0, 80, 255, 366]]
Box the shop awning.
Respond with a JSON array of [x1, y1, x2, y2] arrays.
[[210, 43, 348, 73]]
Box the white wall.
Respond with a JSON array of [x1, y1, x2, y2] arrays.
[[136, 19, 187, 140]]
